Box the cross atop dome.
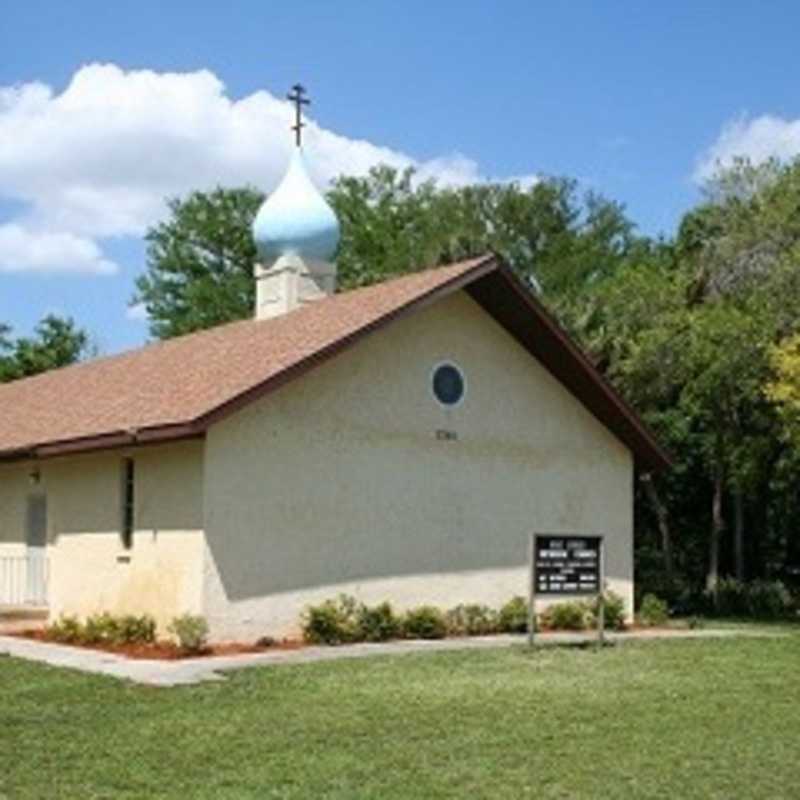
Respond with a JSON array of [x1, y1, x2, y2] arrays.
[[287, 83, 310, 148], [250, 83, 341, 320]]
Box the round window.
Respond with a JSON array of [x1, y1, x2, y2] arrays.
[[432, 362, 466, 407]]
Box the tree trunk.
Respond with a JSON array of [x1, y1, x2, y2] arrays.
[[707, 469, 725, 602], [641, 473, 673, 579], [733, 488, 745, 582]]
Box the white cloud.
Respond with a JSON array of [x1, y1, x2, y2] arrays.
[[694, 114, 800, 182], [126, 303, 148, 321], [0, 223, 117, 275], [0, 63, 537, 276]]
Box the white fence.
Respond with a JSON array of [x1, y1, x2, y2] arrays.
[[0, 555, 48, 607]]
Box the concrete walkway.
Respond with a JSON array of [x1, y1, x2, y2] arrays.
[[0, 628, 780, 687]]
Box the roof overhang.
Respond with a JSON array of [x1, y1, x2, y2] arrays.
[[0, 254, 670, 471]]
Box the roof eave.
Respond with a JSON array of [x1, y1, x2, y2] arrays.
[[0, 422, 204, 463], [465, 263, 671, 472]]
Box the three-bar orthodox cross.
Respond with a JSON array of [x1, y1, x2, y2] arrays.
[[287, 84, 310, 147]]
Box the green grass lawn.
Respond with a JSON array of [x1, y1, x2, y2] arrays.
[[2, 629, 800, 799]]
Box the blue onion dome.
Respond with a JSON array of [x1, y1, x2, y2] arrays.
[[252, 148, 340, 262]]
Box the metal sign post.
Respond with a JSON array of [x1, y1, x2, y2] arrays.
[[529, 534, 605, 646], [597, 540, 606, 647], [528, 533, 536, 647]]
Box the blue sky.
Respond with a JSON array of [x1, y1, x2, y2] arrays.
[[2, 1, 800, 354]]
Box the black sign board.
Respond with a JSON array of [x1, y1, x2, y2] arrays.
[[534, 535, 602, 596]]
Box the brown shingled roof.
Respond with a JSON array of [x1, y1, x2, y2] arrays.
[[0, 254, 669, 470]]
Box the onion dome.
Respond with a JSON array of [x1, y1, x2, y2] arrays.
[[252, 148, 340, 263]]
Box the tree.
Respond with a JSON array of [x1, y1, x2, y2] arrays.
[[0, 316, 90, 382], [574, 156, 800, 599], [134, 188, 263, 339], [135, 167, 643, 339]]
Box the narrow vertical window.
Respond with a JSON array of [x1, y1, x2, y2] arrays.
[[121, 458, 135, 550]]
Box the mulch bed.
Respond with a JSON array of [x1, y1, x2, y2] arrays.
[[10, 625, 677, 661], [12, 630, 307, 660]]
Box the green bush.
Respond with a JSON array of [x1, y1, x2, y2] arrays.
[[45, 612, 156, 646], [639, 594, 669, 627], [540, 601, 589, 631], [115, 614, 157, 644], [710, 578, 793, 620], [46, 614, 82, 643], [498, 596, 529, 633], [589, 591, 627, 631], [445, 604, 499, 636], [302, 595, 361, 644], [357, 602, 401, 642], [714, 578, 748, 617], [168, 614, 209, 653], [402, 606, 447, 639], [746, 580, 793, 619], [82, 612, 121, 645]]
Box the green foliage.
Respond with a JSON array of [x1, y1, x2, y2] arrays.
[[135, 170, 642, 337], [303, 596, 535, 644], [115, 614, 157, 644], [539, 602, 589, 631], [302, 595, 361, 645], [44, 613, 156, 646], [714, 578, 749, 616], [539, 593, 627, 632], [747, 580, 794, 619], [401, 606, 448, 640], [590, 591, 628, 631], [82, 612, 122, 645], [167, 614, 210, 653], [0, 315, 89, 383], [497, 596, 529, 633], [355, 601, 401, 642], [45, 615, 82, 643], [134, 187, 263, 339], [638, 594, 670, 627], [445, 604, 499, 636], [711, 578, 793, 620]]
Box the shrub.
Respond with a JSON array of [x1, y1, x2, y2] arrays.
[[45, 612, 157, 646], [709, 578, 793, 620], [540, 601, 589, 631], [357, 602, 401, 642], [302, 595, 360, 644], [82, 612, 122, 645], [498, 596, 529, 633], [746, 580, 793, 619], [589, 591, 627, 631], [402, 606, 447, 639], [639, 594, 669, 627], [714, 578, 748, 617], [46, 614, 82, 643], [115, 614, 157, 644], [168, 614, 209, 653], [445, 604, 499, 636]]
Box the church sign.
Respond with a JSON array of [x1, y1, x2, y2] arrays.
[[527, 534, 606, 647], [534, 536, 602, 595]]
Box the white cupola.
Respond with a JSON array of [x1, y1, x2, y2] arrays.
[[251, 85, 340, 320]]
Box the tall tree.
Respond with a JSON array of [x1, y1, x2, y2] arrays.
[[134, 188, 263, 339], [134, 167, 643, 339], [0, 316, 89, 382]]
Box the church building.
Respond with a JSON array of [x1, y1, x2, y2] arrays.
[[0, 94, 668, 641]]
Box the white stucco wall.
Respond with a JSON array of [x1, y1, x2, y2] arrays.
[[0, 441, 205, 631], [203, 290, 634, 640]]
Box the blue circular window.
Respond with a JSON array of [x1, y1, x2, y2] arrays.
[[432, 362, 466, 407]]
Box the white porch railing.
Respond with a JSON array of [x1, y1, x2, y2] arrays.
[[0, 555, 49, 607]]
